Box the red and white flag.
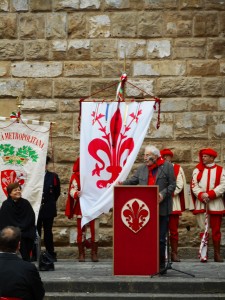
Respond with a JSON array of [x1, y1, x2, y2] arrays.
[[0, 118, 50, 221], [80, 101, 155, 226], [199, 205, 209, 262]]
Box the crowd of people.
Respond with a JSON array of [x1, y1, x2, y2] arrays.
[[0, 145, 225, 297]]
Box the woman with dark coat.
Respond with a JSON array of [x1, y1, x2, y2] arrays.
[[0, 182, 35, 261]]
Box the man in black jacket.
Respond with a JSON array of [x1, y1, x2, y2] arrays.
[[37, 156, 61, 261], [0, 226, 45, 300]]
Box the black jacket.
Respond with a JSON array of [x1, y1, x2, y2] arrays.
[[0, 252, 45, 300], [0, 197, 35, 240], [38, 171, 61, 219], [123, 161, 176, 216]]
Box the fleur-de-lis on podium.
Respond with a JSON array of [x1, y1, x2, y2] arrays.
[[122, 199, 150, 233], [88, 105, 142, 188]]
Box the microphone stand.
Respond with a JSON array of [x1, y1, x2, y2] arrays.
[[151, 161, 195, 277]]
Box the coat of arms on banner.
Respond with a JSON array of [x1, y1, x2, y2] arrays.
[[88, 105, 143, 188], [0, 144, 38, 196], [121, 199, 150, 233]]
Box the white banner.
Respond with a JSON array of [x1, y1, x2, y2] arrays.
[[80, 101, 155, 226], [0, 119, 50, 221]]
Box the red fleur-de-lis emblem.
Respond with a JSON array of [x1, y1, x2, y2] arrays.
[[88, 105, 142, 188], [121, 199, 150, 233]]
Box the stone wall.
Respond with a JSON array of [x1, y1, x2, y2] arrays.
[[0, 0, 225, 259]]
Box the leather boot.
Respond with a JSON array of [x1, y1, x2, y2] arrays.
[[170, 239, 181, 262], [213, 240, 224, 262], [77, 242, 85, 262], [91, 242, 99, 262]]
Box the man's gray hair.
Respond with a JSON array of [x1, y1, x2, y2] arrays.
[[145, 145, 160, 157]]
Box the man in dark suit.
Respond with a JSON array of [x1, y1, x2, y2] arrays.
[[37, 156, 61, 261], [121, 145, 176, 272], [0, 226, 45, 300]]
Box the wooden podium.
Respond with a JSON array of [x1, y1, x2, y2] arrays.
[[113, 185, 159, 276]]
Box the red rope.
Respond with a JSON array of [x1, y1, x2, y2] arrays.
[[0, 119, 18, 129], [78, 78, 161, 130]]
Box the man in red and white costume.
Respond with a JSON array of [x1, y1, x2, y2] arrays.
[[160, 148, 189, 262], [190, 148, 225, 262], [65, 157, 100, 262]]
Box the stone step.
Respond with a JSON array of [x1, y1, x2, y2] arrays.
[[45, 293, 225, 300], [44, 280, 225, 294]]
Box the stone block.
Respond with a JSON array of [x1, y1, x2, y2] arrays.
[[64, 61, 101, 77], [220, 62, 225, 74], [125, 79, 154, 98], [25, 40, 49, 60], [187, 60, 219, 76], [193, 13, 218, 37], [67, 40, 91, 60], [0, 0, 9, 11], [144, 0, 177, 9], [102, 61, 132, 78], [157, 77, 201, 97], [189, 98, 218, 111], [80, 0, 101, 9], [137, 12, 162, 37], [163, 12, 192, 37], [205, 0, 225, 10], [174, 38, 206, 58], [134, 61, 186, 77], [219, 12, 225, 36], [147, 40, 171, 59], [87, 15, 110, 38], [133, 61, 159, 76], [52, 227, 69, 246], [161, 98, 188, 112], [49, 40, 67, 60], [111, 12, 137, 37], [0, 62, 10, 77], [179, 0, 203, 9], [90, 80, 118, 97], [174, 112, 208, 139], [209, 124, 225, 139], [104, 0, 130, 9], [207, 38, 225, 59], [12, 0, 29, 11], [0, 98, 17, 117], [0, 80, 24, 97], [54, 142, 79, 162], [25, 79, 53, 98], [59, 99, 80, 112], [0, 14, 17, 39], [46, 13, 67, 39], [219, 98, 225, 110], [54, 79, 90, 98], [148, 123, 173, 139], [91, 39, 117, 59], [0, 41, 24, 60], [30, 0, 52, 11], [54, 162, 74, 182], [22, 99, 57, 111], [118, 40, 146, 59], [202, 77, 223, 97], [68, 13, 86, 38], [19, 14, 45, 39], [12, 62, 62, 78], [53, 0, 79, 11]]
